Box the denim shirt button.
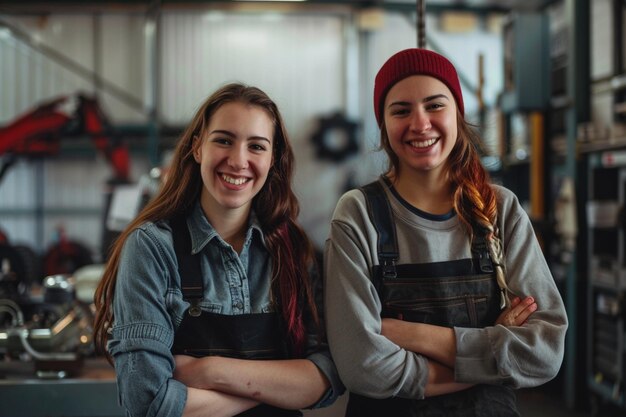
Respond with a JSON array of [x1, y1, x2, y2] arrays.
[[235, 301, 243, 310]]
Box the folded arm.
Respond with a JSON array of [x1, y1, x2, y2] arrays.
[[381, 296, 536, 368], [380, 296, 535, 397], [182, 387, 259, 417], [424, 360, 473, 397], [175, 355, 329, 409]]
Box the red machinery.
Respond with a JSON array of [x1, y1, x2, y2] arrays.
[[0, 94, 130, 183]]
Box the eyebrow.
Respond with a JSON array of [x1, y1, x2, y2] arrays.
[[388, 94, 450, 108], [208, 129, 271, 143]]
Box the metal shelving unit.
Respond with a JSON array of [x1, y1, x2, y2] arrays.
[[581, 0, 626, 414], [585, 149, 626, 411]]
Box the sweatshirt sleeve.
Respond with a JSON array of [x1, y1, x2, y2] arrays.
[[454, 188, 568, 388], [324, 191, 429, 400], [303, 264, 345, 408]]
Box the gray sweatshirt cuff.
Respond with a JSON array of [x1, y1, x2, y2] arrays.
[[453, 327, 499, 384]]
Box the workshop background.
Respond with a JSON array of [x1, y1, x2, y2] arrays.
[[0, 0, 624, 416]]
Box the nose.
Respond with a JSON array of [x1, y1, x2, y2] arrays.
[[227, 145, 249, 170], [409, 110, 431, 133]]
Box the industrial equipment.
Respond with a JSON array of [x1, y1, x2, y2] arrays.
[[0, 249, 97, 379]]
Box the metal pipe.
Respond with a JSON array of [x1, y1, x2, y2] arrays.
[[417, 0, 425, 48], [0, 18, 145, 113], [0, 299, 24, 326]]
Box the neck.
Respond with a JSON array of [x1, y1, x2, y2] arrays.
[[388, 169, 454, 215], [201, 202, 249, 253], [217, 216, 248, 252]]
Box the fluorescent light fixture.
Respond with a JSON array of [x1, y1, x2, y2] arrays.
[[260, 12, 284, 22], [0, 28, 12, 40], [203, 11, 226, 22]]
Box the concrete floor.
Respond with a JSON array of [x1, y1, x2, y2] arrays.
[[517, 387, 625, 417], [517, 388, 586, 417], [303, 387, 626, 417]]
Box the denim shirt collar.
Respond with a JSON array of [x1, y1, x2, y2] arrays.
[[186, 201, 266, 254]]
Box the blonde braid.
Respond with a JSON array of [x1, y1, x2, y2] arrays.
[[454, 181, 510, 309], [449, 113, 510, 309], [485, 223, 509, 309]]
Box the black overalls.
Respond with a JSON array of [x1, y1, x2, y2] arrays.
[[169, 216, 302, 417], [345, 181, 520, 417]]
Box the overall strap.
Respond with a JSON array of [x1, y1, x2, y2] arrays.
[[360, 180, 495, 277], [472, 233, 506, 308], [359, 181, 398, 279], [170, 215, 203, 317]]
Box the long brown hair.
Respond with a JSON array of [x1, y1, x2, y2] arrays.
[[380, 110, 509, 306], [93, 83, 319, 361]]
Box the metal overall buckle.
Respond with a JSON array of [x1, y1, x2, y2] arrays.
[[382, 258, 397, 279], [188, 299, 202, 317]]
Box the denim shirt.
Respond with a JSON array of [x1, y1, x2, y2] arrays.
[[108, 202, 343, 417]]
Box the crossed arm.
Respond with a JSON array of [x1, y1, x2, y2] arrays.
[[381, 296, 537, 397], [175, 355, 330, 417], [176, 298, 536, 412], [180, 386, 258, 417]]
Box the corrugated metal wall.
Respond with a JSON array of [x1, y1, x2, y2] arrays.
[[0, 10, 347, 257], [158, 12, 347, 248], [160, 12, 345, 125], [0, 8, 503, 260]]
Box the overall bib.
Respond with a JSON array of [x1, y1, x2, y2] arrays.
[[346, 181, 520, 417], [169, 216, 301, 417]]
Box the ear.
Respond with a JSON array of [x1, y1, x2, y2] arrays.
[[192, 135, 202, 163]]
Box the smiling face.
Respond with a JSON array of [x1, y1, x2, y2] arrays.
[[383, 75, 458, 180], [193, 101, 274, 220]]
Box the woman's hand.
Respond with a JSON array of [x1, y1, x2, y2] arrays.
[[495, 296, 537, 327]]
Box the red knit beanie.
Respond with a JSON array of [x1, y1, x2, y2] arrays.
[[373, 48, 464, 126]]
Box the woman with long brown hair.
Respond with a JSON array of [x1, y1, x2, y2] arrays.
[[324, 48, 567, 416], [93, 83, 342, 417]]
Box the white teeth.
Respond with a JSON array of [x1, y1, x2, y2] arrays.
[[409, 138, 438, 148], [222, 174, 248, 185]]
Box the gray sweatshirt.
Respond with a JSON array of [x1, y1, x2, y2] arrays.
[[323, 179, 568, 400]]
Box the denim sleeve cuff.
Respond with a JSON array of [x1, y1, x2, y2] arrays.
[[151, 378, 188, 417], [306, 350, 346, 409]]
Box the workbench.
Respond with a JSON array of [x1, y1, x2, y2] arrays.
[[0, 358, 124, 417]]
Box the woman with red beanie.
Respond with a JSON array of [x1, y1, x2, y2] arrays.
[[324, 48, 567, 416]]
